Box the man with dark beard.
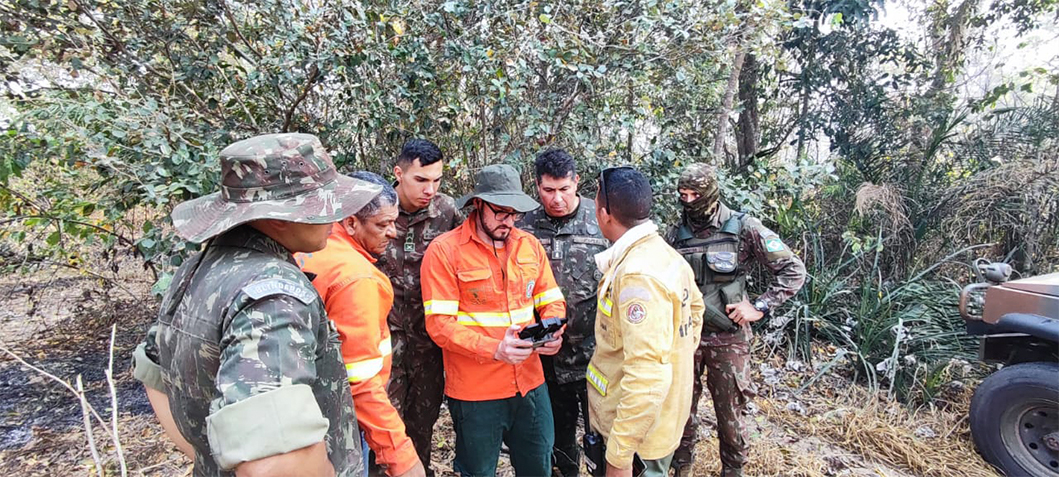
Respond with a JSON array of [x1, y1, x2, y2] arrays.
[[665, 163, 806, 477], [421, 164, 568, 477]]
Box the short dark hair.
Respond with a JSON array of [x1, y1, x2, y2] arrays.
[[396, 139, 443, 168], [598, 167, 652, 227], [534, 149, 576, 180], [350, 171, 398, 219]]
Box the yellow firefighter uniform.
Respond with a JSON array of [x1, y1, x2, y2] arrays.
[[586, 222, 705, 468]]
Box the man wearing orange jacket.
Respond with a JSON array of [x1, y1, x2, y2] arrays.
[[421, 164, 567, 477], [298, 172, 426, 477]]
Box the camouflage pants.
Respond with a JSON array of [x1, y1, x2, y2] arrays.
[[387, 330, 445, 477], [674, 326, 755, 472]]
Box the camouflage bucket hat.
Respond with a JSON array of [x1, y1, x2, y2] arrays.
[[456, 164, 540, 213], [171, 133, 383, 243]]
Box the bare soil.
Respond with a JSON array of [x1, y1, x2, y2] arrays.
[[0, 263, 1000, 476]]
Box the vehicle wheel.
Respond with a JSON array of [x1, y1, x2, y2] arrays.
[[970, 361, 1059, 476]]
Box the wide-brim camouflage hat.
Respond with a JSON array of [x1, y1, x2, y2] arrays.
[[171, 133, 383, 243], [456, 164, 539, 213]]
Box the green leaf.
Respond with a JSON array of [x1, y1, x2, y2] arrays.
[[151, 272, 174, 297], [538, 14, 552, 24], [46, 231, 61, 246]]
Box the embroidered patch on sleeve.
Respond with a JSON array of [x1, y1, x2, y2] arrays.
[[625, 302, 647, 324], [242, 278, 318, 305], [765, 237, 786, 253]]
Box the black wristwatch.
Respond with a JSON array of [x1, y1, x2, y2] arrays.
[[753, 299, 771, 318]]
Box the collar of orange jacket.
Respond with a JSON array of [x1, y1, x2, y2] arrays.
[[330, 222, 378, 264]]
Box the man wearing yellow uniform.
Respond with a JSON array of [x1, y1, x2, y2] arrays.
[[586, 167, 704, 477]]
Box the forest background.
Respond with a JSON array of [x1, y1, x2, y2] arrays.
[[0, 0, 1057, 471]]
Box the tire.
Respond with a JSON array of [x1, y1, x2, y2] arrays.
[[970, 361, 1059, 476]]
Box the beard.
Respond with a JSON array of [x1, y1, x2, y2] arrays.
[[485, 223, 511, 241]]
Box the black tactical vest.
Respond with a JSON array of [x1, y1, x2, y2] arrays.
[[672, 213, 747, 333]]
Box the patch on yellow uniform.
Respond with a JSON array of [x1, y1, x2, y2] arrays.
[[625, 301, 647, 324]]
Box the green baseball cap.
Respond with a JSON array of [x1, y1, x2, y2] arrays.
[[456, 164, 539, 213], [171, 133, 383, 243]]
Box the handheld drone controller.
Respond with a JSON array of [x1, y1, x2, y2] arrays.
[[518, 317, 566, 348]]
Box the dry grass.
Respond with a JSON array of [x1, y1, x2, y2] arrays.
[[938, 156, 1059, 273], [758, 374, 999, 477], [854, 182, 913, 240], [0, 413, 191, 476]]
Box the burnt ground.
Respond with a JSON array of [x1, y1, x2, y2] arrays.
[[0, 289, 152, 450], [0, 264, 1002, 477], [0, 269, 181, 476]]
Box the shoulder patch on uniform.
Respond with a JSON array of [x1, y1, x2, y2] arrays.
[[242, 278, 318, 305], [618, 285, 651, 304], [764, 237, 785, 253], [625, 302, 647, 324]]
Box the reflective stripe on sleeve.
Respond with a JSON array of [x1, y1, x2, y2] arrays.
[[599, 296, 613, 317], [586, 363, 608, 396], [455, 306, 535, 327], [424, 300, 459, 315], [378, 336, 392, 356], [533, 287, 565, 308], [346, 358, 384, 383], [345, 338, 393, 383]]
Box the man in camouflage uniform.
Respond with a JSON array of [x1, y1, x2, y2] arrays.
[[375, 139, 463, 477], [516, 149, 608, 477], [131, 133, 382, 477], [666, 163, 806, 477]]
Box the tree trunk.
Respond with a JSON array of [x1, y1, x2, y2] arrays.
[[713, 47, 747, 164], [735, 53, 760, 170], [794, 58, 811, 161], [928, 0, 981, 98]]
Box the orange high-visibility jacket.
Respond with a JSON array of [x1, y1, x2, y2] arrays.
[[296, 224, 419, 476], [421, 211, 567, 401]]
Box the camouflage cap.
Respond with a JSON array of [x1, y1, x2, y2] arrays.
[[171, 133, 383, 243], [677, 163, 719, 198], [456, 164, 540, 213]]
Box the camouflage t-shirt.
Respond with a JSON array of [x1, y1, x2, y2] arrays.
[[138, 225, 362, 476], [517, 196, 609, 384]]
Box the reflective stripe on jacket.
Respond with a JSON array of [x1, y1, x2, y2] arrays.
[[297, 224, 419, 476], [421, 211, 567, 401], [587, 228, 704, 466]]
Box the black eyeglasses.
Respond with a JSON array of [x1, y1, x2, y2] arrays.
[[598, 166, 635, 213], [485, 202, 524, 222]]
